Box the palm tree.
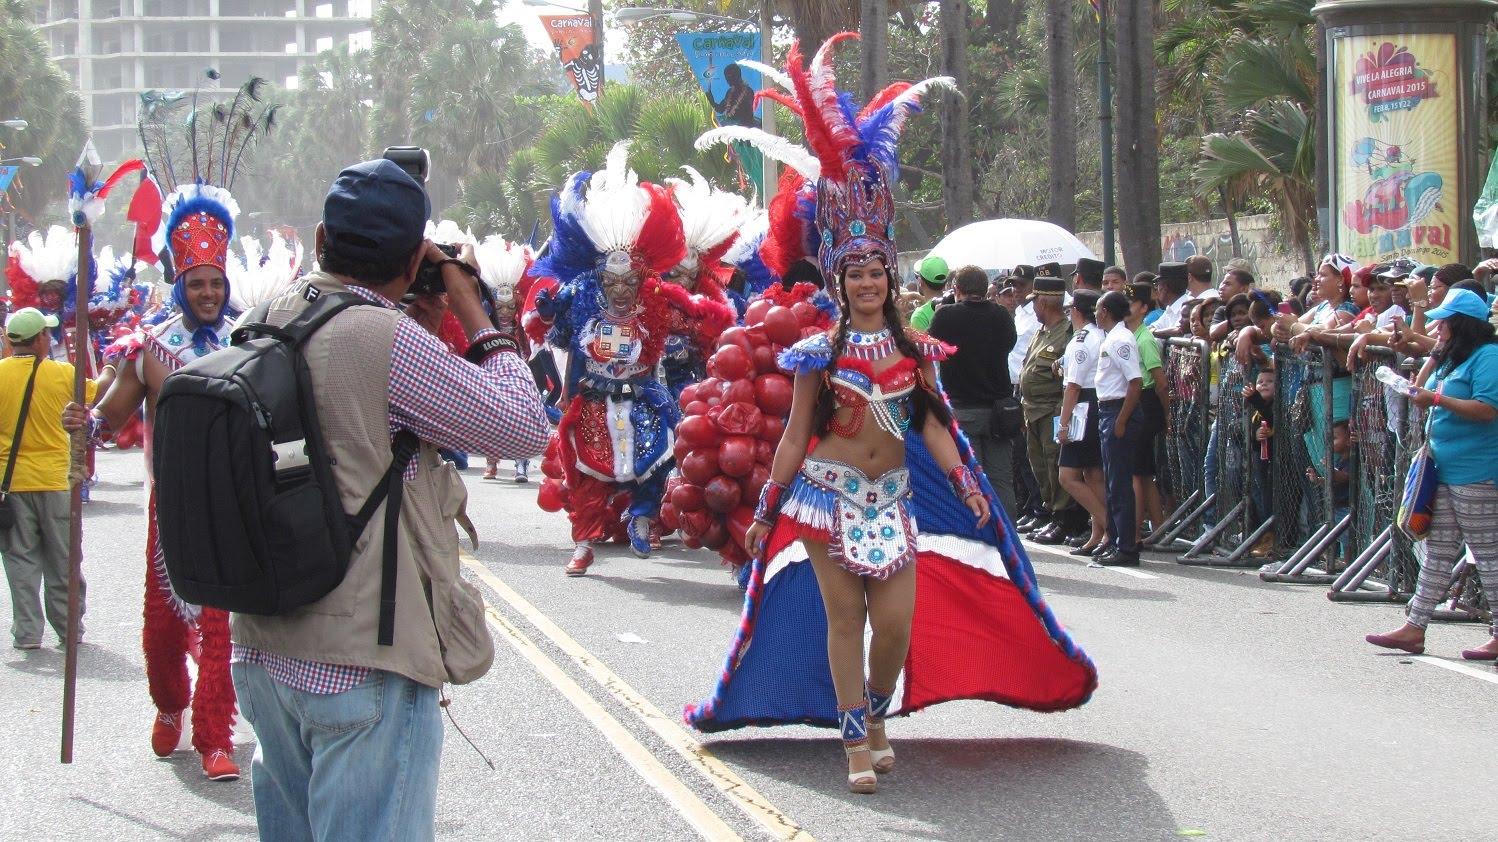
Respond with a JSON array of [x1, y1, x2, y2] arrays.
[[1044, 0, 1077, 230], [1196, 99, 1317, 273], [1115, 0, 1161, 273], [0, 0, 86, 228]]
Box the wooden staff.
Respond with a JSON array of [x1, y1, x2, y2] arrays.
[[61, 217, 93, 764]]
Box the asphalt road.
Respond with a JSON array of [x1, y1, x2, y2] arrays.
[[0, 448, 1493, 841]]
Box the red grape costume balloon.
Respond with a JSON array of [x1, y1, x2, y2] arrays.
[[682, 36, 1097, 760], [531, 143, 692, 574]]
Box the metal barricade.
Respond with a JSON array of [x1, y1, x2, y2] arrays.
[[1149, 337, 1212, 548], [1181, 353, 1276, 566], [1262, 344, 1352, 583], [1328, 350, 1420, 600]]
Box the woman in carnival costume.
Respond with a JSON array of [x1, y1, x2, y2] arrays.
[[683, 34, 1097, 794], [531, 143, 692, 573]]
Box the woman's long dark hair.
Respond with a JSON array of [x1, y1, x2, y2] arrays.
[[1432, 312, 1497, 375], [811, 263, 954, 437]]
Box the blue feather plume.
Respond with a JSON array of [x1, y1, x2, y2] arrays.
[[530, 173, 598, 287]]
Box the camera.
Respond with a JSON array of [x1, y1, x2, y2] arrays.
[[410, 242, 457, 297], [381, 145, 430, 184]]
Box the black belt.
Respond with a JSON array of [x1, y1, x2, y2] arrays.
[[1099, 398, 1125, 408], [1077, 388, 1098, 401]]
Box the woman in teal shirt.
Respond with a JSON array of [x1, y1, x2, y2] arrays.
[[1366, 289, 1498, 661]]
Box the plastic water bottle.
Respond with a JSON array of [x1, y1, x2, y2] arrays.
[[1259, 421, 1270, 461], [1374, 364, 1417, 397]]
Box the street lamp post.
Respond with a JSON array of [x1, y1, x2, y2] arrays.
[[614, 5, 779, 207]]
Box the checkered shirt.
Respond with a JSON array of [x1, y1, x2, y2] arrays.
[[232, 283, 550, 693]]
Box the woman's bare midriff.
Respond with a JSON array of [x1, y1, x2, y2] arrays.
[[806, 352, 911, 477]]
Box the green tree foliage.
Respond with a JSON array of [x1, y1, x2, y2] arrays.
[[0, 0, 86, 226], [449, 86, 738, 240]]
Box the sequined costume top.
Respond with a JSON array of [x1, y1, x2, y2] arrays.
[[779, 328, 953, 439]]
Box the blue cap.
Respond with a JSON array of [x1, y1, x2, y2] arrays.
[[1424, 288, 1490, 324], [322, 159, 430, 265]]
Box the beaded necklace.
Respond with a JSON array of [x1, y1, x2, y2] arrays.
[[844, 328, 896, 361]]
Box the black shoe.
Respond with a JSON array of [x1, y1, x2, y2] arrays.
[[1068, 542, 1100, 556], [1016, 515, 1038, 532], [1091, 543, 1113, 557], [1065, 534, 1087, 548], [1020, 516, 1050, 535], [1032, 524, 1066, 544], [1096, 550, 1141, 567]]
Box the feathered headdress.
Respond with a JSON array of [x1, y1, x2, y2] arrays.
[[473, 236, 534, 311], [8, 226, 78, 301], [139, 74, 276, 292], [723, 210, 778, 297], [88, 246, 139, 320], [665, 166, 752, 276], [696, 33, 953, 279], [425, 219, 477, 249], [532, 142, 685, 286], [228, 230, 304, 311]]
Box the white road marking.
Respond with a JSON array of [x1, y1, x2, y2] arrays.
[[478, 599, 742, 842], [1411, 655, 1498, 686], [463, 554, 814, 842]]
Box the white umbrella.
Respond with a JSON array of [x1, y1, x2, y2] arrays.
[[926, 218, 1097, 273]]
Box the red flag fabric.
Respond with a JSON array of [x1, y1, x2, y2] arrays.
[[126, 175, 164, 265]]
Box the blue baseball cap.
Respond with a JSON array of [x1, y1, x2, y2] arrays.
[[1424, 288, 1490, 324], [322, 159, 430, 265]]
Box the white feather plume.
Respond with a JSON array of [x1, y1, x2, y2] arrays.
[[472, 235, 533, 304], [424, 219, 476, 247], [14, 225, 78, 283], [883, 77, 958, 135], [736, 60, 793, 93], [665, 166, 753, 265], [228, 231, 303, 311], [695, 127, 821, 180], [573, 141, 650, 256], [723, 210, 769, 266]]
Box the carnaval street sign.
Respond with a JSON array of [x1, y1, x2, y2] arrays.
[[1332, 34, 1460, 264], [0, 165, 17, 198], [673, 31, 764, 127], [541, 14, 601, 105]]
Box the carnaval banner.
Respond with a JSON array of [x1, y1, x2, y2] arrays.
[[1333, 34, 1460, 265], [674, 31, 763, 127], [541, 14, 601, 105], [675, 31, 765, 196], [0, 165, 16, 197]]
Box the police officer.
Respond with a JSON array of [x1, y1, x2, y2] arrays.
[[1093, 291, 1144, 566], [1018, 277, 1074, 542]]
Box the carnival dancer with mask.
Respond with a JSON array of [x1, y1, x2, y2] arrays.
[[531, 143, 690, 572], [683, 34, 1097, 795], [659, 167, 743, 401]]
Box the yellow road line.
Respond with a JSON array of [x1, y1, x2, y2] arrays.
[[462, 554, 814, 842], [479, 600, 742, 842]]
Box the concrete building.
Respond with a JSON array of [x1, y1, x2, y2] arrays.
[[33, 0, 374, 163]]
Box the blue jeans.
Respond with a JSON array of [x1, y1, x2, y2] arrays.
[[232, 662, 443, 842], [1202, 416, 1221, 527]]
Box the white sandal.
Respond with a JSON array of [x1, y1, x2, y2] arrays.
[[867, 719, 895, 773], [845, 745, 877, 794]]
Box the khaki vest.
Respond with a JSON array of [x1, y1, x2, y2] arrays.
[[232, 273, 489, 688]]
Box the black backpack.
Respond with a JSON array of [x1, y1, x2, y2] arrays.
[[153, 289, 415, 645]]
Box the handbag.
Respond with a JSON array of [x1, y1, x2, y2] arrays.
[[1396, 397, 1438, 542], [0, 357, 44, 532], [991, 395, 1024, 439]]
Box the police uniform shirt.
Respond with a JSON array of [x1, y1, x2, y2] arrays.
[[1096, 322, 1143, 401], [1062, 322, 1103, 391], [1020, 317, 1071, 421]]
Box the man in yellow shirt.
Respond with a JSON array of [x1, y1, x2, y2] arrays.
[[0, 308, 96, 649]]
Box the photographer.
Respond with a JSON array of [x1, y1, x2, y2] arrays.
[[227, 160, 549, 839]]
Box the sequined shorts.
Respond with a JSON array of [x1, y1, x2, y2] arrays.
[[782, 457, 916, 580]]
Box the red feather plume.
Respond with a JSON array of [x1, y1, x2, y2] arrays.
[[5, 246, 39, 310], [635, 181, 687, 276], [858, 82, 913, 121], [761, 169, 809, 278]]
